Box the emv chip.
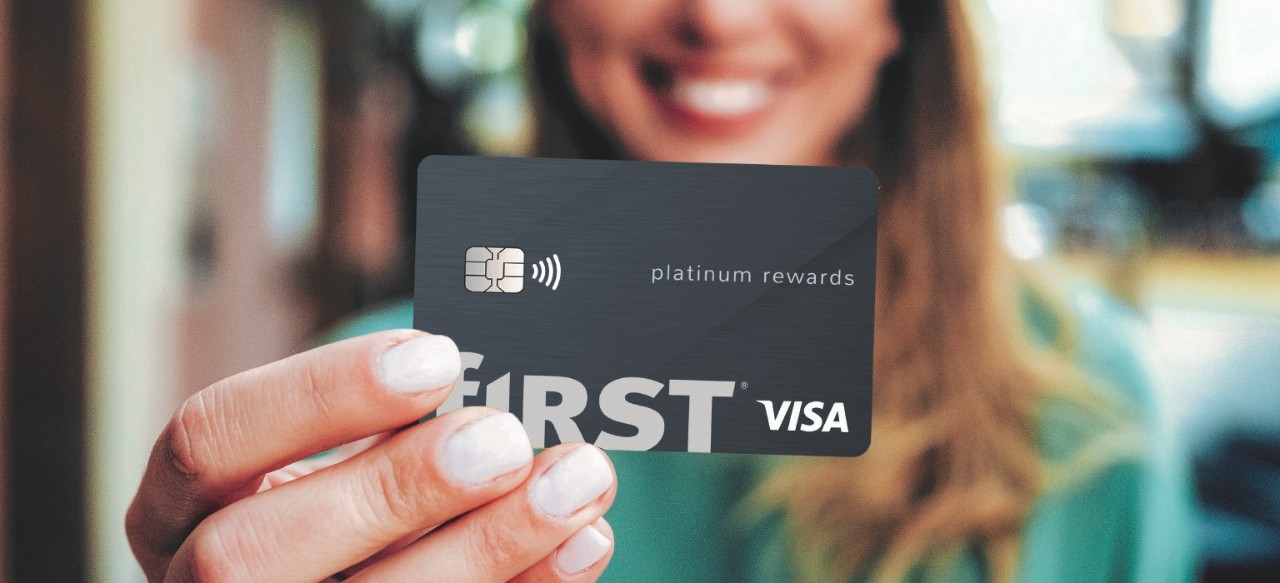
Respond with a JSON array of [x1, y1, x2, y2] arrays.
[[465, 246, 524, 293]]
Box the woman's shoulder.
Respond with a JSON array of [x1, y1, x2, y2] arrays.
[[1020, 279, 1198, 582], [1020, 278, 1150, 404]]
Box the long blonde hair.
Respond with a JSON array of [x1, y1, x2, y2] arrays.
[[527, 1, 1129, 580]]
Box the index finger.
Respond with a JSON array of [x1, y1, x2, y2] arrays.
[[125, 329, 461, 580]]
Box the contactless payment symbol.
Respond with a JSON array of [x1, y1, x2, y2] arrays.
[[465, 246, 562, 292], [529, 254, 562, 290]]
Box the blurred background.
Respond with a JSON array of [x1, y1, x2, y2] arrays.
[[1, 0, 1278, 580]]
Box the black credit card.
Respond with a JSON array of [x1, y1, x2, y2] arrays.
[[415, 156, 877, 456]]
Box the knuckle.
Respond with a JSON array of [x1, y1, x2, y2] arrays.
[[124, 501, 165, 581], [183, 526, 247, 583], [465, 512, 520, 576], [298, 359, 339, 420], [165, 393, 216, 482], [123, 500, 145, 547], [362, 449, 436, 532]]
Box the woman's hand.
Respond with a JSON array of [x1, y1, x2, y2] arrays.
[[126, 330, 616, 582]]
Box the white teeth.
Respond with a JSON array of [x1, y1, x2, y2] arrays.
[[670, 79, 771, 116]]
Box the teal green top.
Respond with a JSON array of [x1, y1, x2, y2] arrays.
[[329, 286, 1197, 582]]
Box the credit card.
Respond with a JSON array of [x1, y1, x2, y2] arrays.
[[415, 156, 877, 456]]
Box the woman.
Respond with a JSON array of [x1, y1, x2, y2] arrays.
[[127, 1, 1195, 581]]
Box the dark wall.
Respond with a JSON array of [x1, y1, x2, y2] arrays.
[[3, 0, 89, 580]]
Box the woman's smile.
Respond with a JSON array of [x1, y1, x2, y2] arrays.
[[549, 0, 901, 166], [639, 56, 787, 137]]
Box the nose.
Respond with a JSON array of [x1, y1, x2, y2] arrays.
[[676, 0, 772, 48]]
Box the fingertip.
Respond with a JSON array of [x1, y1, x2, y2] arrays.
[[554, 520, 614, 577], [376, 332, 462, 396], [441, 409, 534, 487], [530, 444, 616, 519], [590, 517, 613, 541]]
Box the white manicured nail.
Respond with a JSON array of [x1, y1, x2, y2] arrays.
[[443, 413, 532, 485], [531, 446, 613, 517], [378, 335, 461, 394], [555, 524, 611, 575]]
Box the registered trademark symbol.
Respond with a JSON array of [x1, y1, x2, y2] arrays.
[[740, 381, 749, 390]]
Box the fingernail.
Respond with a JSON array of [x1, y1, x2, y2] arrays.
[[555, 523, 611, 575], [531, 446, 613, 518], [443, 413, 532, 485], [378, 334, 461, 395]]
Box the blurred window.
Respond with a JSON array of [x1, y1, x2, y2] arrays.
[[1199, 0, 1280, 128], [984, 0, 1196, 159], [267, 3, 322, 253]]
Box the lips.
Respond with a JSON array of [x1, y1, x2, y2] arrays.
[[640, 58, 781, 135]]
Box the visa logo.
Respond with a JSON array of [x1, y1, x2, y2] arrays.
[[757, 400, 849, 433]]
